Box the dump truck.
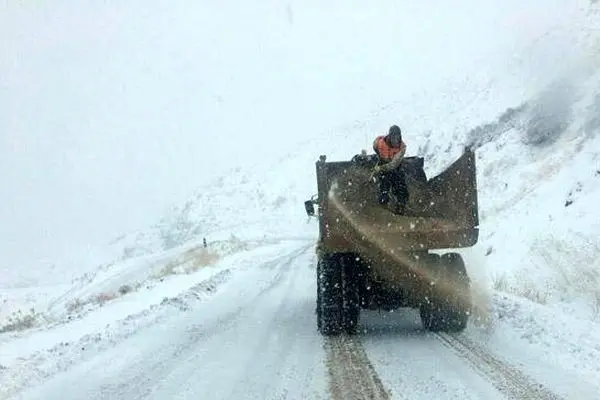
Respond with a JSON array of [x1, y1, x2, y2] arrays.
[[304, 147, 479, 335]]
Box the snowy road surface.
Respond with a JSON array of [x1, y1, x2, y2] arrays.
[[5, 241, 593, 399]]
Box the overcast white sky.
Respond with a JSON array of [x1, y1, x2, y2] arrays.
[[1, 1, 576, 274]]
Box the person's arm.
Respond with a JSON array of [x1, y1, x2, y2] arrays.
[[379, 143, 406, 172], [372, 138, 380, 156]]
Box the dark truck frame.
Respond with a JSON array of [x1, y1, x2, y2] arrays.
[[304, 148, 479, 335]]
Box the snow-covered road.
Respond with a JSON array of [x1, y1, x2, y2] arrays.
[[11, 242, 326, 400], [7, 240, 593, 400]]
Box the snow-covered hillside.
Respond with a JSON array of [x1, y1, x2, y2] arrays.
[[2, 1, 600, 399]]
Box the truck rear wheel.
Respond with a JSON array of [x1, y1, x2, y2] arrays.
[[420, 254, 444, 331], [317, 253, 343, 335], [420, 253, 471, 332], [440, 252, 471, 332], [316, 256, 322, 331], [342, 255, 361, 334]]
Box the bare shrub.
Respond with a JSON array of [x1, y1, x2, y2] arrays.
[[492, 273, 509, 291], [465, 104, 527, 149], [0, 309, 39, 333], [517, 287, 548, 305], [66, 298, 84, 313], [65, 291, 119, 314], [154, 246, 220, 279], [188, 249, 219, 272], [227, 234, 249, 252], [93, 292, 117, 305], [156, 260, 179, 278], [118, 285, 133, 295]]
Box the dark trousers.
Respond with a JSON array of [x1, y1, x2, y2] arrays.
[[376, 169, 408, 208]]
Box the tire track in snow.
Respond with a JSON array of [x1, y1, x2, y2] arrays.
[[436, 333, 563, 400], [325, 335, 393, 400]]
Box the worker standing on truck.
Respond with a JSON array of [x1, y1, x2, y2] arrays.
[[372, 125, 409, 214]]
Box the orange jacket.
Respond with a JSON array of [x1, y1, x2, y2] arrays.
[[373, 136, 406, 162]]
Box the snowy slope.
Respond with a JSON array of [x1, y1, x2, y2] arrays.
[[2, 1, 600, 399], [467, 50, 600, 315]]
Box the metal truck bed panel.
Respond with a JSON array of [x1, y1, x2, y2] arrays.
[[315, 148, 479, 254]]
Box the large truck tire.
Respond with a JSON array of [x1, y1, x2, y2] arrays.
[[419, 253, 445, 331], [316, 256, 322, 331], [342, 255, 361, 334], [420, 253, 471, 332], [317, 253, 344, 336], [440, 252, 471, 332]]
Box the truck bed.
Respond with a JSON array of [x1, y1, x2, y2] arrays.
[[315, 148, 479, 254]]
